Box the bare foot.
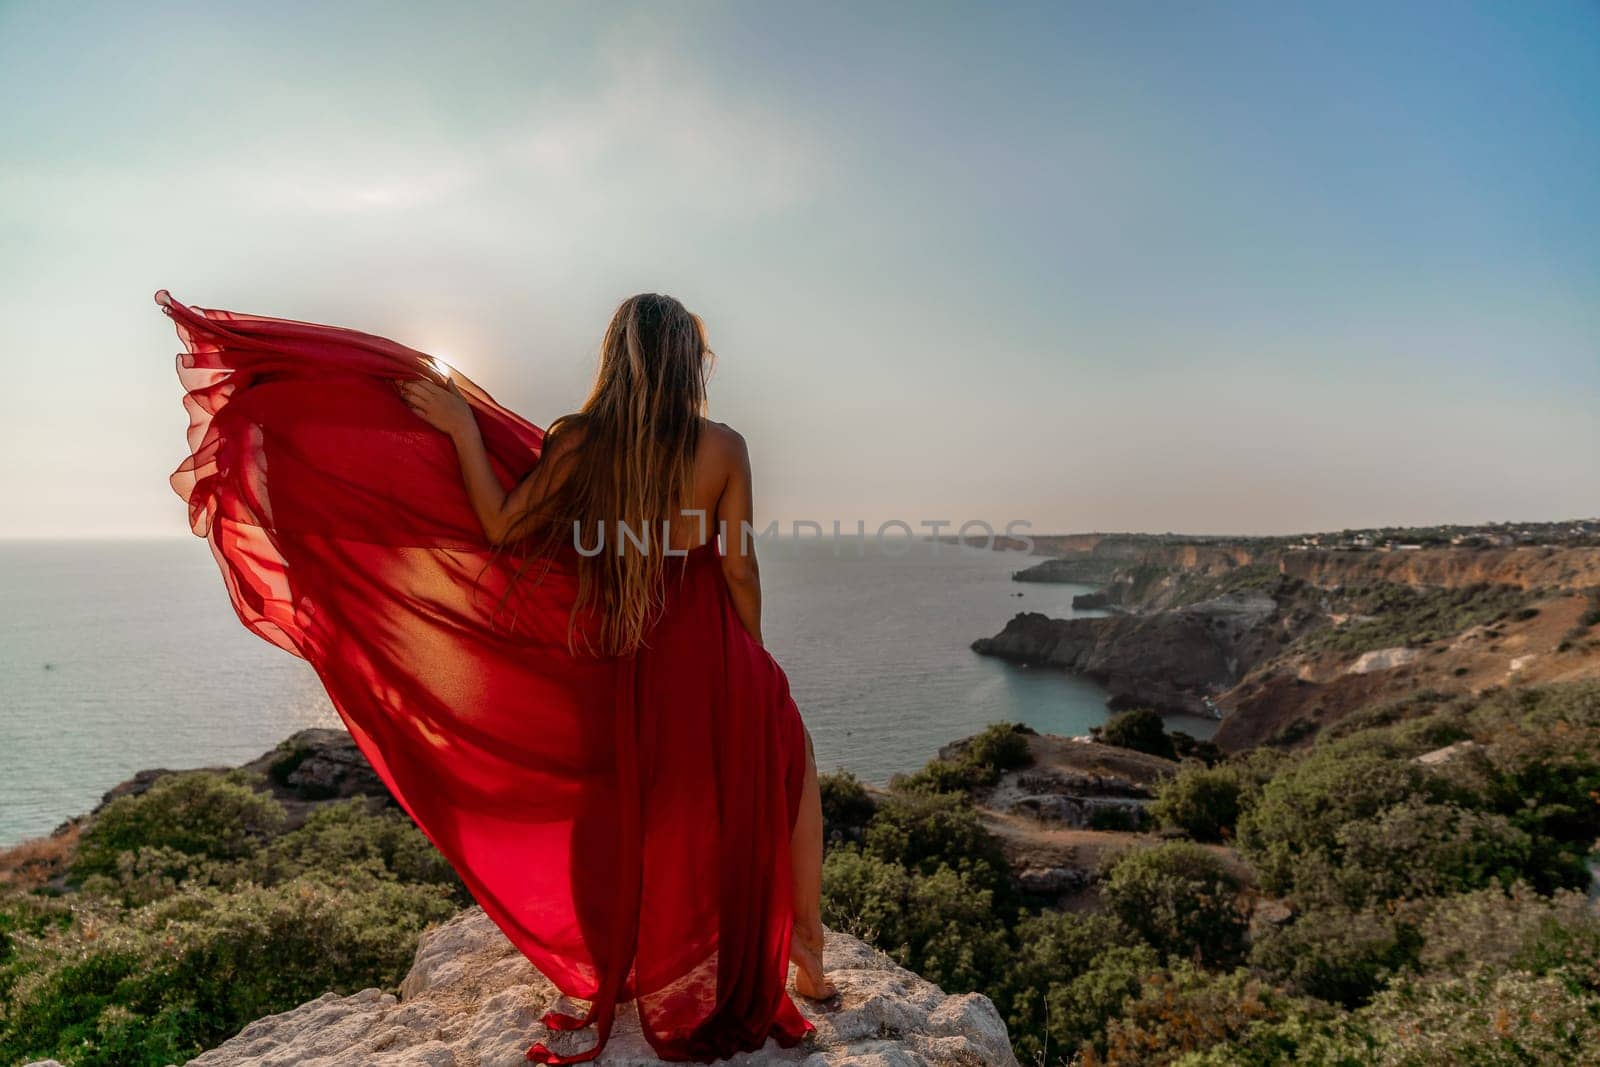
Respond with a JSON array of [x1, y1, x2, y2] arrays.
[[790, 925, 836, 1000]]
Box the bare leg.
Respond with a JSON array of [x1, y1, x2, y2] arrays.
[[790, 725, 836, 999]]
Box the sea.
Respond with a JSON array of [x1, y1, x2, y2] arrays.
[[0, 536, 1216, 847]]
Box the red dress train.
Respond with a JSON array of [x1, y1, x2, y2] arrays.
[[156, 291, 814, 1063]]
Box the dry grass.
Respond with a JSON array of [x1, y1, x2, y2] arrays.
[[0, 822, 78, 890]]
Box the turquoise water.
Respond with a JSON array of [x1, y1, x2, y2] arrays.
[[0, 537, 1205, 846]]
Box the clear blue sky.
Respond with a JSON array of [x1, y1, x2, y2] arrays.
[[1, 0, 1595, 537]]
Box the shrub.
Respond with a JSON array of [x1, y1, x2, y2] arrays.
[[1169, 731, 1224, 764], [1355, 968, 1600, 1066], [890, 757, 988, 795], [233, 799, 467, 898], [861, 790, 1011, 901], [968, 721, 1034, 769], [890, 722, 1033, 795], [1329, 799, 1531, 908], [1417, 883, 1600, 992], [1250, 904, 1420, 1007], [1098, 965, 1312, 1067], [1099, 708, 1177, 759], [999, 911, 1149, 1060], [1302, 582, 1536, 655], [819, 847, 1010, 994], [1152, 765, 1248, 842], [1101, 843, 1247, 967], [1235, 748, 1444, 899], [1022, 942, 1162, 1064], [70, 771, 286, 886], [1169, 1005, 1372, 1066], [0, 872, 459, 1067], [817, 771, 876, 846]]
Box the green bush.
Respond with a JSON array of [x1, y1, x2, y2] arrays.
[[861, 790, 1012, 902], [70, 771, 287, 886], [890, 722, 1033, 795], [966, 721, 1033, 770], [1152, 764, 1249, 842], [1417, 883, 1600, 992], [1101, 843, 1247, 967], [889, 757, 989, 795], [1235, 747, 1446, 899], [1020, 941, 1162, 1063], [817, 770, 876, 846], [0, 873, 459, 1067], [1099, 708, 1177, 759], [998, 910, 1150, 1060], [232, 798, 467, 898], [1329, 799, 1531, 908], [1250, 904, 1420, 1007], [819, 847, 1010, 994], [1354, 968, 1600, 1066], [1302, 582, 1536, 655]]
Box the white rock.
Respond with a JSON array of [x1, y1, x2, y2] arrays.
[[173, 907, 1017, 1067], [1346, 646, 1421, 675], [1415, 740, 1483, 766]]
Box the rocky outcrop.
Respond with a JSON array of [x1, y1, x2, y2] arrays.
[[162, 907, 1017, 1067], [954, 732, 1181, 907], [73, 728, 399, 841], [972, 591, 1283, 715], [1012, 556, 1124, 584], [1011, 537, 1257, 588]]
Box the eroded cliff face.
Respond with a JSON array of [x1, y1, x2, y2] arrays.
[[1278, 547, 1600, 592], [977, 544, 1600, 750], [158, 907, 1019, 1067], [1214, 589, 1600, 749]]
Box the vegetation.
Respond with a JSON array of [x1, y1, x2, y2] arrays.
[[1151, 764, 1251, 842], [888, 721, 1033, 795], [0, 777, 466, 1067], [1096, 707, 1176, 759], [1165, 564, 1290, 608], [6, 681, 1599, 1065], [1300, 582, 1538, 654], [825, 685, 1600, 1064]]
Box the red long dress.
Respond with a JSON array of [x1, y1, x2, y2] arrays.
[[157, 291, 814, 1064]]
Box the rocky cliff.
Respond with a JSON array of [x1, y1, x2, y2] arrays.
[[1011, 536, 1256, 587], [972, 590, 1284, 716], [1278, 545, 1600, 592], [86, 907, 1015, 1067], [977, 542, 1600, 749]]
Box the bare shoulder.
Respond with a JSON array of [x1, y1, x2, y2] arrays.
[[543, 414, 588, 457], [699, 419, 750, 468]]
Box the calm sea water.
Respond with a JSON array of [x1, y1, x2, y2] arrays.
[[0, 537, 1212, 847]]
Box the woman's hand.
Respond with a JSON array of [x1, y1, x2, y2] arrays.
[[399, 376, 477, 440]]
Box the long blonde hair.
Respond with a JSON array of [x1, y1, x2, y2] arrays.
[[499, 293, 712, 656]]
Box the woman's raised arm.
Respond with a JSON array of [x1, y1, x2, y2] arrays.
[[399, 378, 572, 544]]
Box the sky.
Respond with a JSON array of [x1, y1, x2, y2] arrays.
[[1, 0, 1596, 539]]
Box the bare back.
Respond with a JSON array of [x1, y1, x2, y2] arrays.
[[508, 416, 756, 559]]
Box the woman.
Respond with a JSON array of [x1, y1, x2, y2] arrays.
[[158, 290, 833, 1064]]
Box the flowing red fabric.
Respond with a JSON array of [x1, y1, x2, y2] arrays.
[[157, 291, 813, 1063]]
